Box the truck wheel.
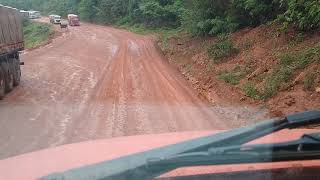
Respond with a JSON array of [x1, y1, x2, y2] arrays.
[[1, 61, 14, 93], [0, 65, 5, 100], [11, 58, 21, 86]]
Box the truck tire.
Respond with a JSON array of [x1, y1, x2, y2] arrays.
[[10, 58, 21, 86], [1, 61, 14, 93], [0, 65, 5, 100]]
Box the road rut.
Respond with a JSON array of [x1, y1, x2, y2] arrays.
[[0, 22, 265, 159]]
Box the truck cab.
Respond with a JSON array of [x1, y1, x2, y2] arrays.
[[49, 15, 61, 24]]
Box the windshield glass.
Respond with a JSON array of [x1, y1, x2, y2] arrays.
[[0, 0, 319, 179]]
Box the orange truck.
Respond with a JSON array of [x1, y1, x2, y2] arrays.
[[0, 5, 24, 100], [67, 14, 80, 26]]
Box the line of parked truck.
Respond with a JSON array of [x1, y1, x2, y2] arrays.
[[19, 9, 80, 27], [19, 10, 41, 19], [49, 14, 80, 27], [0, 3, 81, 100]]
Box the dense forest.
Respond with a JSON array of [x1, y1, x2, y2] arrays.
[[1, 0, 319, 35]]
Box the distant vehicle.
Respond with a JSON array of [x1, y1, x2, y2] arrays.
[[67, 14, 80, 26], [0, 5, 24, 99], [49, 15, 61, 24], [19, 10, 29, 18], [28, 11, 41, 19], [60, 21, 68, 29]]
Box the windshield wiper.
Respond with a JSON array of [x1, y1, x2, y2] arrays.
[[147, 133, 320, 173], [41, 110, 320, 180]]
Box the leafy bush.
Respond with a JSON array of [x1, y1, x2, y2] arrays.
[[137, 0, 182, 27], [230, 0, 281, 27], [278, 0, 320, 31], [116, 16, 134, 26], [78, 0, 98, 22], [207, 34, 239, 63], [182, 0, 281, 36], [181, 0, 235, 36], [23, 21, 53, 49], [207, 18, 238, 36]]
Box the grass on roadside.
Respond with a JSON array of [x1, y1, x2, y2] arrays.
[[249, 42, 320, 100], [239, 42, 320, 101], [219, 65, 247, 86], [118, 23, 182, 52], [243, 82, 262, 100], [241, 39, 255, 50], [23, 19, 53, 49], [207, 34, 239, 63], [303, 72, 316, 91]]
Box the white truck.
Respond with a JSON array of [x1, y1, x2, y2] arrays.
[[28, 11, 41, 19], [49, 15, 61, 24], [19, 10, 29, 18], [0, 5, 24, 99]]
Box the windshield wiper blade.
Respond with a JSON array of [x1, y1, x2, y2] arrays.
[[146, 133, 320, 173], [40, 110, 320, 180]]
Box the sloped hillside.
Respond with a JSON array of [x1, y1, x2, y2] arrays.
[[161, 24, 320, 117]]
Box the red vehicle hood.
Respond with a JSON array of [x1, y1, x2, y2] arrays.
[[0, 129, 319, 180]]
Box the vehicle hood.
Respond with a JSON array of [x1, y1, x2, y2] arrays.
[[0, 129, 319, 180]]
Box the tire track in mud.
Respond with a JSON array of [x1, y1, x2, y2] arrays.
[[0, 21, 268, 159]]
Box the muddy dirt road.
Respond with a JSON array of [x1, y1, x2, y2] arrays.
[[0, 21, 266, 159]]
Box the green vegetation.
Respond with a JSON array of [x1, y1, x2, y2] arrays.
[[207, 34, 239, 63], [219, 65, 247, 85], [243, 82, 262, 100], [157, 28, 182, 52], [260, 43, 320, 99], [242, 39, 255, 50], [262, 66, 292, 99], [278, 0, 320, 31], [303, 72, 316, 91], [184, 64, 194, 74], [23, 19, 53, 49], [219, 72, 240, 85], [182, 0, 281, 36], [1, 0, 319, 35], [2, 0, 319, 102]]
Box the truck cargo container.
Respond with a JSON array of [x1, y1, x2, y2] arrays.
[[28, 11, 41, 19], [0, 5, 24, 99], [19, 10, 29, 18], [67, 14, 80, 26]]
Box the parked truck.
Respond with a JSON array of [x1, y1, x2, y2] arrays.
[[19, 10, 29, 18], [28, 11, 41, 19], [49, 15, 61, 24], [67, 14, 80, 26], [0, 5, 24, 99]]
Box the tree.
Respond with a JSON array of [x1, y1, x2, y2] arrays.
[[278, 0, 320, 31], [78, 0, 98, 22]]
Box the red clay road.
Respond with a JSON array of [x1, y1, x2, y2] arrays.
[[0, 21, 266, 159]]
